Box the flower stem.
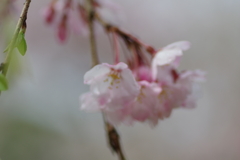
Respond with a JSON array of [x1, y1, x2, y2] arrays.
[[86, 1, 126, 160], [94, 13, 156, 55], [113, 33, 120, 64], [87, 0, 99, 67], [1, 0, 32, 76]]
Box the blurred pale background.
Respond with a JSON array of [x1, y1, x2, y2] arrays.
[[0, 0, 240, 160]]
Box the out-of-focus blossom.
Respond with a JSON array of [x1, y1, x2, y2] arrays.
[[41, 0, 122, 43], [80, 41, 205, 127], [42, 1, 56, 24], [57, 14, 68, 43], [41, 0, 72, 43]]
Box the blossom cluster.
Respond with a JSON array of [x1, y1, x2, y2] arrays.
[[80, 41, 205, 126]]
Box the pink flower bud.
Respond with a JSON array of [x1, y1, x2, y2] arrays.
[[43, 6, 55, 24], [57, 14, 68, 43]]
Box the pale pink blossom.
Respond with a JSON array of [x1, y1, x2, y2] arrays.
[[81, 62, 140, 111]]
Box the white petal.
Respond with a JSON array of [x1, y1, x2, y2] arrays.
[[84, 64, 110, 84], [80, 92, 101, 111], [163, 41, 191, 51], [111, 62, 128, 70], [121, 68, 140, 93], [153, 49, 182, 66], [180, 70, 206, 82], [151, 48, 182, 81], [105, 68, 140, 109]]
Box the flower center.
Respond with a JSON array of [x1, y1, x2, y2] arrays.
[[104, 70, 122, 89]]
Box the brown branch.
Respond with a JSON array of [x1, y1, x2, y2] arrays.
[[1, 0, 32, 76]]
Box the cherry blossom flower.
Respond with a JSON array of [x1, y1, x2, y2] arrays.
[[81, 62, 140, 111]]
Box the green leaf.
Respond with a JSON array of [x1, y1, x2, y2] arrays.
[[16, 32, 27, 56], [0, 74, 8, 91], [3, 30, 27, 55], [3, 43, 10, 53]]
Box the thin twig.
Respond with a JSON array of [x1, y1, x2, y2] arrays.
[[2, 0, 32, 76]]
